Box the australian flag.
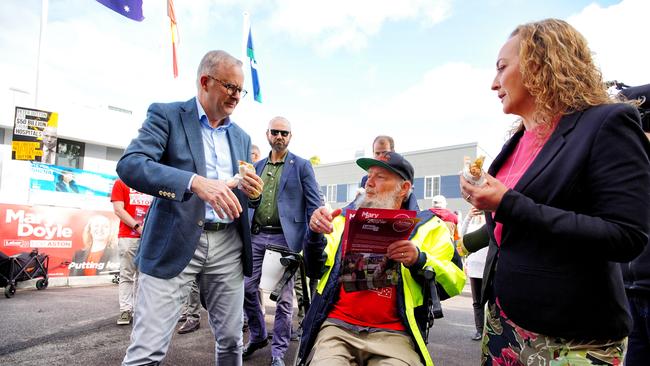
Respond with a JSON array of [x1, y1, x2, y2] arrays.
[[96, 0, 144, 22], [247, 27, 262, 103]]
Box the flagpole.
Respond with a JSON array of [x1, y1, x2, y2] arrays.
[[35, 0, 49, 108], [242, 12, 250, 66], [241, 12, 250, 108]]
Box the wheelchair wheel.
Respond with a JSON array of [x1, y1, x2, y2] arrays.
[[36, 278, 48, 290], [5, 285, 16, 298]]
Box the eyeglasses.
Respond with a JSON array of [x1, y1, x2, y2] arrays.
[[269, 129, 290, 137], [207, 75, 248, 97]]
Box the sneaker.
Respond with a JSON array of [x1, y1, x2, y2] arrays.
[[471, 331, 482, 341], [117, 311, 132, 325], [270, 356, 285, 366]]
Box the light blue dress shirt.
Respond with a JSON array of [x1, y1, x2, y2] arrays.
[[196, 98, 234, 223]]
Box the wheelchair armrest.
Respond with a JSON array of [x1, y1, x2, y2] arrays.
[[423, 266, 444, 319]]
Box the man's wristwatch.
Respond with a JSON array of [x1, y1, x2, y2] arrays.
[[133, 223, 140, 231]]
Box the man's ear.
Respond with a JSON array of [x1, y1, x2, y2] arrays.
[[400, 180, 412, 200], [199, 75, 209, 90]]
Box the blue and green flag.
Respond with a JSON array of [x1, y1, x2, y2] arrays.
[[247, 27, 262, 103]]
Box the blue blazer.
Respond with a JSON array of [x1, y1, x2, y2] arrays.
[[482, 103, 650, 340], [116, 98, 257, 279], [253, 151, 322, 252]]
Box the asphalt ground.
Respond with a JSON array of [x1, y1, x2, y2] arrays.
[[0, 282, 481, 366]]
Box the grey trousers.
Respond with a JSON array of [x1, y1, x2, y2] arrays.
[[122, 226, 244, 366], [181, 280, 201, 319], [118, 237, 140, 312]]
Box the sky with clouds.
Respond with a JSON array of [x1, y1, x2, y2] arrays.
[[0, 0, 648, 166]]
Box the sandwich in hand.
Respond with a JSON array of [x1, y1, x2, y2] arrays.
[[238, 160, 255, 176], [227, 160, 255, 189], [463, 156, 486, 186]]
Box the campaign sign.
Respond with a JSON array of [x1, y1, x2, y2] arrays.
[[0, 204, 119, 277], [11, 106, 58, 163], [29, 163, 117, 209]]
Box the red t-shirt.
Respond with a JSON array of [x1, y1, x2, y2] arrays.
[[110, 179, 152, 238], [328, 285, 406, 331]]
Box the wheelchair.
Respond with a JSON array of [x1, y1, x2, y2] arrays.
[[291, 264, 445, 366]]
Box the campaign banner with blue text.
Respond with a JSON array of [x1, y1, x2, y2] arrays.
[[29, 163, 117, 209]]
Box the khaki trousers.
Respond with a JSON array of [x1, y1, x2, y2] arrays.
[[309, 321, 423, 366]]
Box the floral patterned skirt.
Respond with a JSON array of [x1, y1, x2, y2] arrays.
[[481, 299, 624, 366]]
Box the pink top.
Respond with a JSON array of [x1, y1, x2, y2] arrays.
[[493, 128, 551, 245]]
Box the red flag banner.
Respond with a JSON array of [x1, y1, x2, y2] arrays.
[[167, 0, 179, 78]]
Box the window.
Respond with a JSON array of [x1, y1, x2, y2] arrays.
[[326, 184, 337, 203], [424, 175, 440, 199], [346, 183, 360, 202], [56, 138, 85, 169]]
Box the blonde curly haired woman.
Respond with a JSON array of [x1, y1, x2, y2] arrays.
[[69, 214, 119, 276], [460, 19, 650, 365]]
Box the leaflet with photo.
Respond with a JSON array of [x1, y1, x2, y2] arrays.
[[340, 208, 419, 292]]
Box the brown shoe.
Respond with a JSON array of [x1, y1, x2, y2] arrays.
[[177, 317, 200, 334]]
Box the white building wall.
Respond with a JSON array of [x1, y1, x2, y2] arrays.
[[83, 144, 118, 176]]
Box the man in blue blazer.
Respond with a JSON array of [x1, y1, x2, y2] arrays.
[[243, 116, 322, 366], [117, 50, 264, 366]]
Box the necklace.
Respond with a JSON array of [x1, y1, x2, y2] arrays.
[[502, 135, 542, 188]]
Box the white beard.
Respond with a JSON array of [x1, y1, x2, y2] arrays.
[[359, 184, 402, 209]]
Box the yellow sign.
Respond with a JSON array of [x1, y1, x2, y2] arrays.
[[12, 107, 59, 163]]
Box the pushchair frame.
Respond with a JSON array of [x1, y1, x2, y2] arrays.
[[264, 244, 311, 312], [0, 249, 50, 298]]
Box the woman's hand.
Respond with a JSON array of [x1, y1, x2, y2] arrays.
[[468, 206, 482, 218], [460, 173, 509, 212]]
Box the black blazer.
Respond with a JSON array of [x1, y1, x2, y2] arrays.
[[482, 103, 650, 341]]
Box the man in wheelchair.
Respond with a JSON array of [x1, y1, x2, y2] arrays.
[[297, 152, 466, 366]]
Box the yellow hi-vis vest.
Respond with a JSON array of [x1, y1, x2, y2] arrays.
[[316, 213, 466, 366]]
